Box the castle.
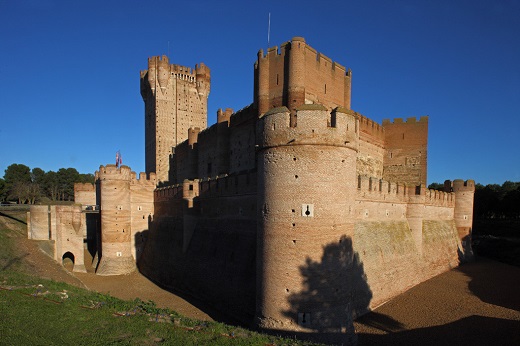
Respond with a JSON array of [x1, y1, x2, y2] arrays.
[[27, 37, 474, 339]]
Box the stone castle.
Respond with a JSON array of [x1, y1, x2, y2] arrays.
[[28, 37, 475, 338]]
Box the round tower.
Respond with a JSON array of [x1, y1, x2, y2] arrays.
[[452, 179, 475, 260], [256, 105, 359, 335], [406, 185, 426, 256], [157, 55, 170, 90], [146, 57, 157, 94], [96, 165, 135, 275], [195, 63, 211, 97]]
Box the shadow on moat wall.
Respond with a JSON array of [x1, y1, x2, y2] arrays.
[[262, 235, 401, 345], [133, 217, 256, 327]]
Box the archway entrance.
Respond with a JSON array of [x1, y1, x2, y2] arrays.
[[62, 252, 75, 271]]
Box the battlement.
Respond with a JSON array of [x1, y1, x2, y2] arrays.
[[450, 179, 476, 192], [255, 37, 352, 115], [130, 171, 157, 186], [97, 164, 132, 180], [257, 105, 358, 150], [229, 104, 255, 126], [141, 56, 207, 89], [359, 113, 385, 141], [74, 182, 95, 192], [356, 175, 455, 207], [96, 164, 156, 185], [382, 116, 429, 125], [257, 37, 348, 76], [188, 127, 201, 147], [357, 175, 408, 199], [217, 108, 233, 124], [424, 187, 455, 206], [154, 183, 183, 201]]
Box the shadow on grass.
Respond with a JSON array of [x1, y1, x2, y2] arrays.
[[0, 211, 27, 225], [1, 253, 29, 271]]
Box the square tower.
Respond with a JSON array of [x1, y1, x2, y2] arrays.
[[140, 56, 210, 183]]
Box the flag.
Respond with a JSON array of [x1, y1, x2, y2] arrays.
[[116, 150, 122, 168]]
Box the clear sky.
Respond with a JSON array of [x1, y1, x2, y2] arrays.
[[1, 0, 519, 185]]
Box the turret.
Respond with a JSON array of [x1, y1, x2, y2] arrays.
[[196, 63, 211, 97], [287, 37, 306, 117], [255, 105, 359, 336], [96, 165, 135, 275], [217, 108, 233, 124], [255, 48, 271, 115], [406, 185, 426, 255], [157, 55, 170, 91], [451, 179, 475, 260]]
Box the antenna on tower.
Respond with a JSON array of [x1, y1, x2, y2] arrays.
[[167, 41, 170, 57], [267, 12, 271, 48]]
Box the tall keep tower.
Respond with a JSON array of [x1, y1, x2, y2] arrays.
[[140, 56, 210, 183]]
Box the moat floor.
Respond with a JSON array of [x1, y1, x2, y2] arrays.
[[354, 258, 520, 345], [16, 217, 520, 346], [72, 258, 520, 345]]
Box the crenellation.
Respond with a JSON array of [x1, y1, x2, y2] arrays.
[[359, 114, 385, 141]]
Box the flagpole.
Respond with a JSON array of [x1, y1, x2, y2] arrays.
[[267, 12, 271, 48]]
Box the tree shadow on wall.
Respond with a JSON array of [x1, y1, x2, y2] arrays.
[[278, 235, 382, 345], [458, 234, 474, 263]]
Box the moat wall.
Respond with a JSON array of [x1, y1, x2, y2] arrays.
[[139, 172, 258, 323], [138, 172, 464, 327]]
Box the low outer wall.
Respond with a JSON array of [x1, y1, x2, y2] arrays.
[[28, 205, 51, 240]]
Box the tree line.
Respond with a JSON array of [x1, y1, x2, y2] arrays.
[[0, 163, 94, 204], [429, 181, 520, 219]]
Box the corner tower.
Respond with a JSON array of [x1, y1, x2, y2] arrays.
[[140, 56, 210, 183], [256, 105, 359, 333], [451, 179, 475, 260]]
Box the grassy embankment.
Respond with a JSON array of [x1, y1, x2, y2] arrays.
[[0, 209, 320, 346]]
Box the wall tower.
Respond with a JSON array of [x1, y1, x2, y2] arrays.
[[256, 105, 359, 334], [96, 165, 135, 275], [451, 179, 475, 260], [140, 56, 210, 183]]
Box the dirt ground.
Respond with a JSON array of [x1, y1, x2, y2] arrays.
[[4, 212, 520, 344]]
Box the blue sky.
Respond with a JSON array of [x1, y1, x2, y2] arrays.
[[1, 0, 519, 185]]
